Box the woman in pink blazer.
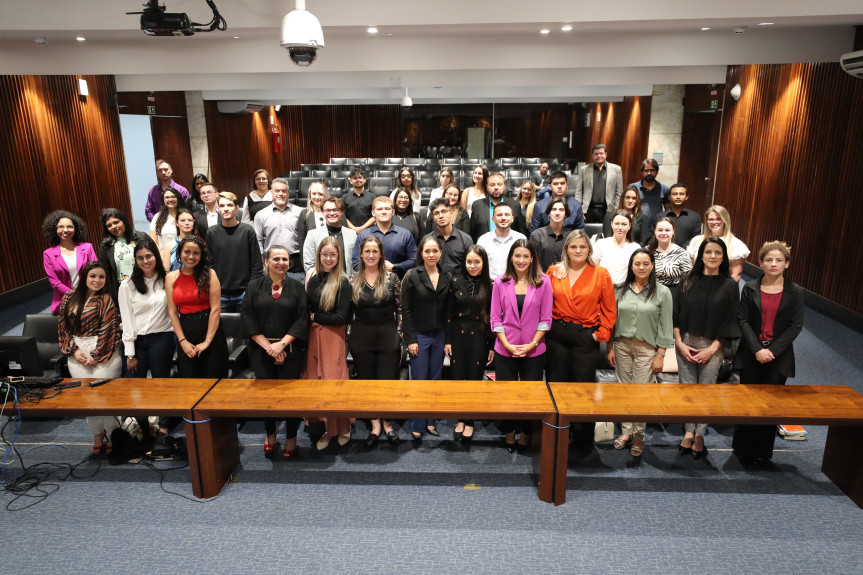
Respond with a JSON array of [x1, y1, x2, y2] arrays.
[[490, 238, 553, 452], [42, 210, 97, 314]]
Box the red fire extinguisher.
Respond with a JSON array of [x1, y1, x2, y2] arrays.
[[272, 124, 281, 154]]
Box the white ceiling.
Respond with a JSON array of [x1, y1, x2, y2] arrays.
[[1, 0, 861, 104]]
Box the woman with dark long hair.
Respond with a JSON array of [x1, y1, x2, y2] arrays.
[[304, 237, 353, 450], [674, 237, 740, 459], [165, 236, 229, 379], [392, 188, 425, 243], [187, 173, 210, 213], [42, 210, 97, 314], [242, 245, 308, 459], [402, 234, 451, 441], [461, 165, 489, 217], [349, 235, 402, 448], [163, 208, 198, 271], [592, 209, 640, 285], [491, 238, 553, 452], [429, 166, 455, 204], [445, 245, 494, 442], [733, 241, 804, 463], [241, 168, 273, 225], [98, 208, 149, 302], [607, 248, 673, 457], [603, 185, 650, 246], [149, 187, 182, 250], [58, 261, 122, 453], [118, 240, 176, 436], [391, 166, 421, 213]]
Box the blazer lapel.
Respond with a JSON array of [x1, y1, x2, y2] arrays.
[[503, 279, 517, 319], [523, 283, 536, 316]]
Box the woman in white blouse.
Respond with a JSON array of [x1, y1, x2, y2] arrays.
[[591, 210, 640, 285], [118, 239, 176, 436], [148, 187, 181, 250], [687, 205, 750, 283], [460, 165, 489, 217], [428, 166, 455, 204]]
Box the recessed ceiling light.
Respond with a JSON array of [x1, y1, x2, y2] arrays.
[[540, 29, 550, 35], [382, 33, 393, 36], [367, 27, 378, 34], [700, 27, 711, 31], [757, 22, 774, 26], [76, 36, 86, 42], [561, 25, 572, 32], [233, 36, 240, 39]]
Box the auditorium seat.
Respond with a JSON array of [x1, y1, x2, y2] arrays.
[[219, 313, 252, 378], [300, 163, 318, 172], [506, 169, 528, 179], [500, 157, 520, 165], [331, 170, 352, 179], [330, 158, 347, 165], [22, 313, 68, 377], [384, 157, 403, 165], [349, 157, 367, 165], [369, 177, 395, 196], [311, 170, 330, 179], [521, 157, 540, 165], [375, 169, 396, 178], [289, 170, 305, 178], [442, 158, 462, 166], [404, 158, 423, 166]]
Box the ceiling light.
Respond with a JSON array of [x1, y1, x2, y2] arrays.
[[275, 105, 281, 112], [233, 36, 240, 39], [76, 36, 86, 42], [701, 27, 711, 31], [540, 29, 550, 35], [401, 87, 412, 109], [561, 25, 572, 32], [367, 27, 378, 34], [757, 22, 774, 26]]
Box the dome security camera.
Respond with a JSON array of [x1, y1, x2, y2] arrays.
[[280, 1, 325, 67]]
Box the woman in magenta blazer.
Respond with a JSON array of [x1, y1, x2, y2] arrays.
[[42, 210, 97, 314], [490, 238, 553, 453]]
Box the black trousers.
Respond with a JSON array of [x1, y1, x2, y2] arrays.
[[348, 323, 400, 424], [496, 354, 545, 435], [249, 345, 303, 439], [732, 361, 788, 459], [546, 319, 599, 451], [176, 311, 229, 378], [122, 331, 176, 432]]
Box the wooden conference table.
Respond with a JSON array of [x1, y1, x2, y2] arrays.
[[190, 378, 558, 500], [548, 381, 863, 507]]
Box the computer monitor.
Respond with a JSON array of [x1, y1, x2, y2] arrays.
[[0, 336, 43, 377]]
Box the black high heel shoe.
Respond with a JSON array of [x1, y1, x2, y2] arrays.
[[453, 429, 464, 441], [679, 437, 694, 455], [692, 446, 708, 460], [461, 426, 474, 443], [365, 433, 379, 449], [426, 426, 440, 437], [517, 434, 531, 453], [386, 430, 400, 445]]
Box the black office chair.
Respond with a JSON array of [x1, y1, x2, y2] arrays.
[[22, 313, 68, 377], [218, 313, 252, 378]]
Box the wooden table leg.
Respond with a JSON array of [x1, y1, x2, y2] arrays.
[[822, 425, 863, 510], [551, 416, 570, 505], [534, 416, 557, 504], [192, 416, 240, 499], [184, 417, 203, 498]]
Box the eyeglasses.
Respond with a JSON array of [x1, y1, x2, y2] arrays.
[[707, 218, 723, 223], [323, 208, 340, 214]]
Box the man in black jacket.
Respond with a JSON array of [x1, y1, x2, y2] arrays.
[[469, 172, 526, 243]]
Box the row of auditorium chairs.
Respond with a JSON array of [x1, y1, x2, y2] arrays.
[[281, 174, 580, 208], [291, 168, 561, 181], [313, 157, 560, 167]]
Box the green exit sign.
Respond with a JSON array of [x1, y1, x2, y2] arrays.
[[710, 100, 718, 109], [147, 106, 156, 115]]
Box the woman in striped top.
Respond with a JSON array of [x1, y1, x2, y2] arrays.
[[58, 261, 122, 454]]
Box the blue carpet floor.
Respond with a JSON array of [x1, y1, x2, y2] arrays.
[[2, 294, 863, 573]]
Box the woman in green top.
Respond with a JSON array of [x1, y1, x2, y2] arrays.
[[606, 248, 674, 457]]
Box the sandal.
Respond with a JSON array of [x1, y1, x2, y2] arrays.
[[92, 444, 105, 455], [630, 436, 644, 457], [613, 435, 631, 450]]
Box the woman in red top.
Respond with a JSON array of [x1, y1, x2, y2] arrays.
[[545, 229, 617, 453], [165, 236, 228, 378]]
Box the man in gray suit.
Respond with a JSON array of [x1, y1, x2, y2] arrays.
[[575, 144, 623, 223], [302, 196, 357, 276]]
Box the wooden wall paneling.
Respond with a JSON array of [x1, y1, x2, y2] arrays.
[[714, 63, 863, 314], [0, 75, 131, 294], [679, 84, 725, 216], [574, 97, 651, 181], [151, 116, 194, 193]]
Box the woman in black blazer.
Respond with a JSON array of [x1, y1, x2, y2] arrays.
[[733, 241, 804, 463], [97, 208, 150, 303]]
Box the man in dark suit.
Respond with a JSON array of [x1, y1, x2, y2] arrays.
[[469, 172, 526, 243], [194, 182, 221, 239]]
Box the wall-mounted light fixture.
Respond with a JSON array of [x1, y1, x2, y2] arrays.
[[730, 83, 742, 101]]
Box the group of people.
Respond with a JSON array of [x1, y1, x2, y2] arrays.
[[41, 152, 803, 465]]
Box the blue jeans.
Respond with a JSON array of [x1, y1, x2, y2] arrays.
[[220, 293, 244, 312], [409, 330, 445, 433]]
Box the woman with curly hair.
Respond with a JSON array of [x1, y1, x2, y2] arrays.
[[165, 236, 228, 378], [42, 210, 97, 314]]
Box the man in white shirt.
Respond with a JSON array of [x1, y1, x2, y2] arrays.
[[477, 203, 526, 279], [253, 177, 303, 280]]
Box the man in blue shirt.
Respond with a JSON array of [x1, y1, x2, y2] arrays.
[[530, 171, 585, 233], [352, 196, 416, 278]]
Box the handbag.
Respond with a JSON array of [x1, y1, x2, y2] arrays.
[[594, 421, 614, 442]]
